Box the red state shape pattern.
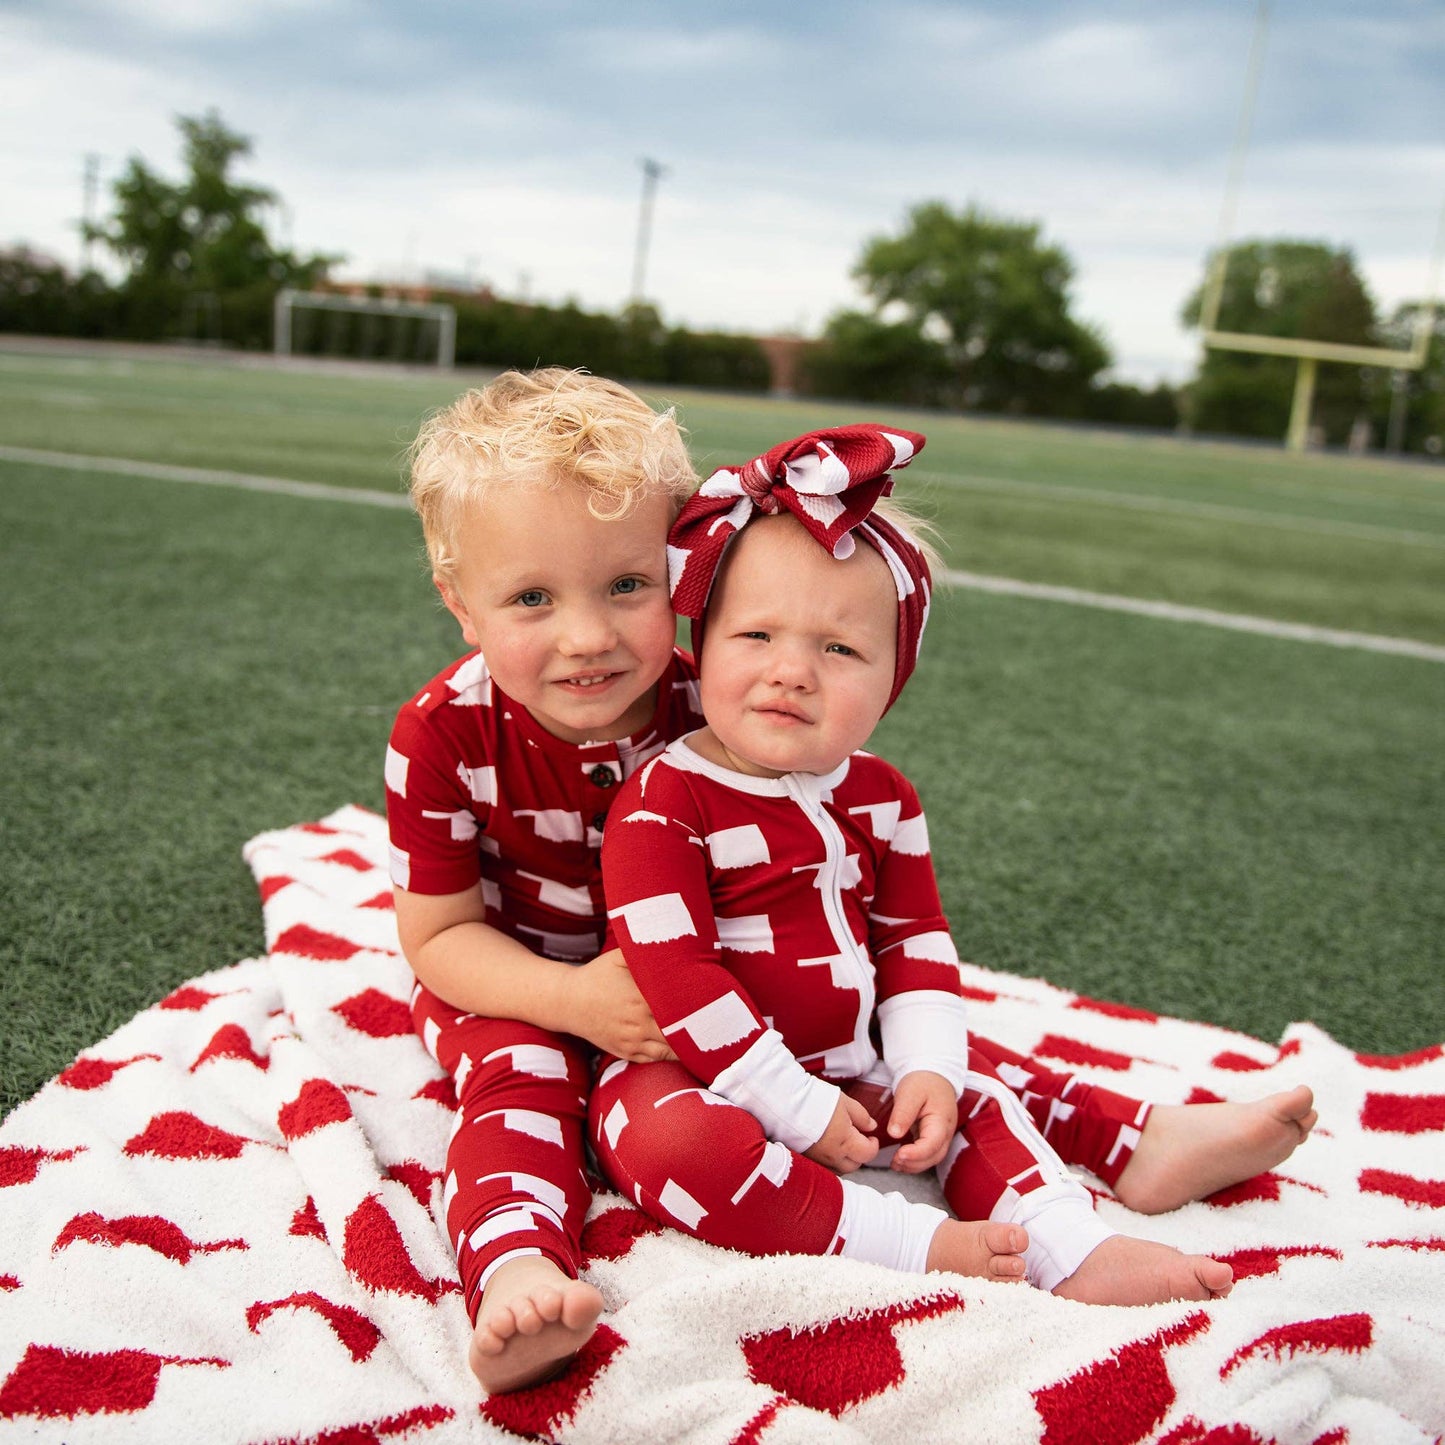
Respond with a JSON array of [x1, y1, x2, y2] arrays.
[[123, 1111, 257, 1160], [1204, 1171, 1323, 1209], [1033, 1312, 1210, 1445], [1035, 1035, 1139, 1072], [1210, 1051, 1273, 1073], [334, 989, 413, 1038], [731, 1398, 788, 1445], [1220, 1313, 1372, 1379], [57, 1054, 160, 1090], [480, 1324, 624, 1441], [321, 847, 375, 872], [291, 1197, 328, 1242], [1158, 1421, 1270, 1445], [342, 1195, 449, 1301], [278, 1079, 354, 1139], [0, 1146, 84, 1188], [386, 1161, 439, 1209], [581, 1206, 665, 1263], [53, 1212, 247, 1264], [1360, 1093, 1445, 1134], [272, 1403, 455, 1445], [413, 1077, 456, 1109], [359, 890, 396, 911], [257, 874, 294, 904], [190, 1023, 269, 1073], [247, 1292, 382, 1363], [1071, 996, 1160, 1023], [742, 1294, 965, 1417], [159, 984, 225, 1011], [0, 1345, 227, 1419], [272, 924, 363, 962], [1360, 1168, 1445, 1209], [1355, 1043, 1443, 1070], [1213, 1244, 1341, 1281]]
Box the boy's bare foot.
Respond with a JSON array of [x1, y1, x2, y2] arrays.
[[1052, 1235, 1233, 1305], [468, 1256, 605, 1394], [926, 1219, 1029, 1280], [1113, 1086, 1317, 1215]]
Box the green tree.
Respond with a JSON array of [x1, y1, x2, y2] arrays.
[[846, 201, 1110, 415], [1181, 240, 1378, 444], [88, 110, 335, 344], [803, 310, 953, 407]]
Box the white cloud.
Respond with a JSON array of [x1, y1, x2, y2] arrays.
[[3, 2, 1441, 384]]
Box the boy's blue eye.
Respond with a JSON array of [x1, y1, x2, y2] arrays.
[[613, 576, 642, 595], [516, 590, 548, 608]]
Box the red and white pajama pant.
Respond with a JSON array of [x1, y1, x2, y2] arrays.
[[590, 1033, 1150, 1292], [411, 982, 594, 1323]]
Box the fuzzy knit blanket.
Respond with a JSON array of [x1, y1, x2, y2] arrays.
[[1, 806, 1442, 1445]]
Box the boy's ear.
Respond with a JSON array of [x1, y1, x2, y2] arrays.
[[435, 575, 481, 649]]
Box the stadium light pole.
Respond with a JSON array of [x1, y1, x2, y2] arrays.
[[630, 157, 667, 305], [80, 153, 100, 274]]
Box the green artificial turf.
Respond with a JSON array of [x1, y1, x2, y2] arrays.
[[2, 343, 1443, 1116]]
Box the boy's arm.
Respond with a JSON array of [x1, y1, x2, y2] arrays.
[[603, 775, 841, 1153], [395, 885, 672, 1061]]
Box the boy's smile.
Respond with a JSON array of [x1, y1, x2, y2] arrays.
[[438, 482, 678, 744], [693, 514, 897, 779]]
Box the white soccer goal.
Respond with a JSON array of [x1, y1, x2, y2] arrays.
[[273, 289, 456, 368]]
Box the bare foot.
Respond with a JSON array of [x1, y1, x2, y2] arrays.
[[1053, 1235, 1233, 1305], [468, 1256, 605, 1394], [926, 1219, 1029, 1281], [1114, 1086, 1317, 1214]]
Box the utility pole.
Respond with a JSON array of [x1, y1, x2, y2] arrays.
[[629, 157, 666, 305], [81, 153, 100, 273]]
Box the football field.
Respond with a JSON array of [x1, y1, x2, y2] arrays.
[[2, 340, 1442, 1114]]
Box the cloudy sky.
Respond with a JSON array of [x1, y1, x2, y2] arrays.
[[3, 0, 1442, 383]]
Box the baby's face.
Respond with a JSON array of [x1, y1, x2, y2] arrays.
[[437, 480, 677, 744], [698, 515, 896, 779]]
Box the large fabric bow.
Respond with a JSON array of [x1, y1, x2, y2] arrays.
[[667, 425, 931, 711]]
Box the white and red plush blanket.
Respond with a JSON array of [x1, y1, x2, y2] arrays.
[[1, 806, 1442, 1444]]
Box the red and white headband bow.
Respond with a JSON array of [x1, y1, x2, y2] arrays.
[[667, 424, 931, 711]]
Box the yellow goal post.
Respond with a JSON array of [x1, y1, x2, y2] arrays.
[[1194, 0, 1442, 451]]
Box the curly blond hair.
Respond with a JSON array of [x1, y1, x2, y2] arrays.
[[410, 368, 698, 578]]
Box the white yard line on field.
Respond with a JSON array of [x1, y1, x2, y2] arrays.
[[6, 443, 1444, 664], [909, 467, 1445, 550], [939, 569, 1445, 664], [0, 444, 411, 510]]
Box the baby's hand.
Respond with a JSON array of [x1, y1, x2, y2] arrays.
[[570, 950, 676, 1062], [887, 1071, 958, 1173], [804, 1092, 879, 1174]]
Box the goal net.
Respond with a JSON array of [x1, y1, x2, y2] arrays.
[[274, 289, 456, 368]]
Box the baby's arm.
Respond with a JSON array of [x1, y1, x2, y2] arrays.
[[867, 772, 972, 1166], [603, 772, 841, 1154], [395, 886, 671, 1061]]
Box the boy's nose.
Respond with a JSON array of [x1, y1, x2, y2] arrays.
[[558, 604, 618, 657]]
